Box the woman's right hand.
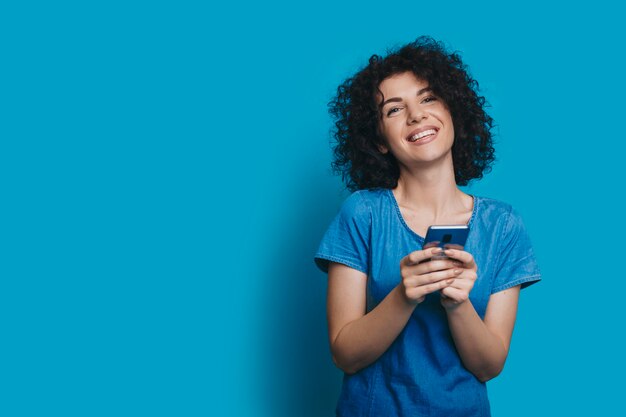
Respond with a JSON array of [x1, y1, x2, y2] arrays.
[[400, 247, 464, 305]]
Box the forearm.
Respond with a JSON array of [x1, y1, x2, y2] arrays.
[[445, 301, 508, 382], [331, 284, 416, 374]]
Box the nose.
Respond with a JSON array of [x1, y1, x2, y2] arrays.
[[407, 104, 426, 124]]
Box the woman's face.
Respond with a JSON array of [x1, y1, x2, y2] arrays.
[[377, 71, 455, 167]]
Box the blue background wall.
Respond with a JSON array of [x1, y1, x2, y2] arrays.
[[2, 1, 624, 415]]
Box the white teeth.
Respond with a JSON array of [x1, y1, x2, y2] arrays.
[[408, 129, 437, 142]]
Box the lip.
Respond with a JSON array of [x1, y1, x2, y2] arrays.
[[409, 131, 438, 146], [406, 126, 439, 144]]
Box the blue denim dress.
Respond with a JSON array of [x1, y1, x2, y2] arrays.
[[315, 189, 541, 417]]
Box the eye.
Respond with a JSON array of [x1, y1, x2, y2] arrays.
[[386, 107, 402, 117], [422, 95, 437, 103]]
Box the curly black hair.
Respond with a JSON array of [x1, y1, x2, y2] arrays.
[[328, 36, 496, 191]]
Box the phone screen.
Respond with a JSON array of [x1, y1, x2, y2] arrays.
[[422, 225, 469, 261]]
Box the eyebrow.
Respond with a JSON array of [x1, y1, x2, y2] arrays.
[[379, 87, 432, 108]]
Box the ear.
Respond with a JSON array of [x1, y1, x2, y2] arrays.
[[376, 125, 389, 154]]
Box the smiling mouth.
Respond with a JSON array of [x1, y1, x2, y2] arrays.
[[407, 129, 438, 142]]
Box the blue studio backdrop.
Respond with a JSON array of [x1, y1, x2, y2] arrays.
[[1, 1, 624, 416]]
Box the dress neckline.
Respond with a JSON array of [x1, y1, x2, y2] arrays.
[[386, 188, 479, 242]]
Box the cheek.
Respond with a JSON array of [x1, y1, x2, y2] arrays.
[[378, 120, 395, 140], [437, 111, 455, 139], [381, 118, 403, 136]]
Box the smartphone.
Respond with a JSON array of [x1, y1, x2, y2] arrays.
[[422, 225, 469, 261]]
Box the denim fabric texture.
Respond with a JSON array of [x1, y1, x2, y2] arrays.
[[315, 189, 541, 417]]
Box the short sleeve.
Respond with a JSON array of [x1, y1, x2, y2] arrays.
[[492, 207, 542, 293], [314, 192, 371, 274]]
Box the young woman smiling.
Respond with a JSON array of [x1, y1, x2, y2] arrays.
[[315, 37, 541, 416]]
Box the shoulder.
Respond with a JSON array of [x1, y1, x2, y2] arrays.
[[474, 195, 529, 238], [476, 195, 527, 223], [477, 197, 542, 290], [339, 188, 387, 217], [475, 195, 514, 218]]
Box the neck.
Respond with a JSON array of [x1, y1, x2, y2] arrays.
[[392, 155, 470, 223]]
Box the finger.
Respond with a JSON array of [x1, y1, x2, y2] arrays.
[[403, 267, 459, 288], [416, 267, 463, 286], [445, 268, 478, 290], [440, 286, 467, 303], [443, 249, 475, 266], [444, 276, 471, 291], [415, 259, 464, 274], [444, 243, 464, 250], [451, 269, 477, 285], [402, 260, 461, 281], [407, 277, 455, 299], [403, 247, 444, 266], [423, 241, 440, 250]]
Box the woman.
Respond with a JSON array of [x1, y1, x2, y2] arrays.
[[314, 37, 541, 416]]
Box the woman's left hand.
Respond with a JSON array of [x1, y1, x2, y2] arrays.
[[439, 248, 478, 311]]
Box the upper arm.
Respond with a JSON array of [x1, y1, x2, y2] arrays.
[[483, 285, 520, 355], [327, 262, 368, 347]]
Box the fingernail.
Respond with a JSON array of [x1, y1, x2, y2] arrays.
[[433, 247, 442, 253], [454, 269, 462, 274]]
